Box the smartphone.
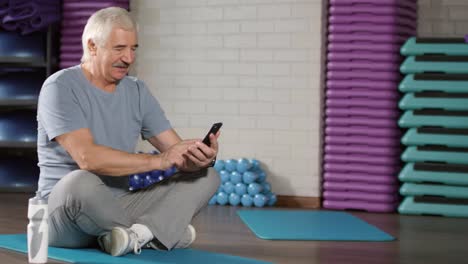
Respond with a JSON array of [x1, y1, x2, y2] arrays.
[[202, 122, 223, 147]]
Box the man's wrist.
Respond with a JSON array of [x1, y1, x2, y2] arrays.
[[208, 156, 216, 168]]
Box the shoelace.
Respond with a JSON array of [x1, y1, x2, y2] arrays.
[[128, 230, 143, 255]]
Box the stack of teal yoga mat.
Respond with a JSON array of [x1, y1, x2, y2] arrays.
[[398, 37, 468, 217]]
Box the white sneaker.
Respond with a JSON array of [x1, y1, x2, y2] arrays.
[[174, 224, 196, 248], [98, 227, 145, 256], [147, 224, 196, 250]]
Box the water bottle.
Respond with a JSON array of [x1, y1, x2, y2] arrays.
[[27, 191, 48, 263]]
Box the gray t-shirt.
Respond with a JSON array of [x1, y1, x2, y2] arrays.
[[37, 65, 171, 197]]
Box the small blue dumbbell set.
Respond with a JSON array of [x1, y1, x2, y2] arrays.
[[209, 158, 277, 207], [128, 151, 177, 191]]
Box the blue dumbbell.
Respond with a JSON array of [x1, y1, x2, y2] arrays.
[[253, 194, 267, 207], [216, 192, 229, 205], [230, 171, 242, 184], [214, 160, 225, 172], [241, 194, 253, 207], [236, 158, 251, 173], [229, 193, 241, 206]]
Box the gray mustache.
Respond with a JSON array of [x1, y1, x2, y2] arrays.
[[112, 62, 129, 68]]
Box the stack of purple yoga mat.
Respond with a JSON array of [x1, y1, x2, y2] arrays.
[[323, 0, 417, 213], [0, 0, 60, 35], [60, 0, 129, 69]]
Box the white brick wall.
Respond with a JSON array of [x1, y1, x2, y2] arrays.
[[130, 0, 325, 197], [418, 0, 468, 37]]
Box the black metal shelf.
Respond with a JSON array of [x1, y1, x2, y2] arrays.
[[0, 99, 37, 108], [0, 25, 59, 193], [0, 57, 47, 68], [0, 141, 36, 148], [0, 186, 37, 193]]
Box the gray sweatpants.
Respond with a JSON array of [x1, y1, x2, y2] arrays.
[[46, 168, 220, 250]]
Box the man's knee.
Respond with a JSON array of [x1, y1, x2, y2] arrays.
[[58, 170, 101, 191], [201, 168, 221, 196], [49, 170, 101, 204]]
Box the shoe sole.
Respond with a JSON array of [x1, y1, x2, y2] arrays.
[[111, 227, 129, 256], [187, 225, 196, 245]]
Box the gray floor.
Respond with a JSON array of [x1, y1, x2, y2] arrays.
[[1, 193, 468, 264]]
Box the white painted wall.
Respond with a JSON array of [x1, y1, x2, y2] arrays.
[[130, 0, 325, 197], [418, 0, 468, 37]]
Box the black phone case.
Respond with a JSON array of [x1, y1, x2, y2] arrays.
[[202, 122, 222, 146]]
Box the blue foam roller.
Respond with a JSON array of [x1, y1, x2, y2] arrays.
[[129, 174, 143, 189], [163, 166, 177, 176], [150, 170, 162, 178], [143, 174, 154, 187]]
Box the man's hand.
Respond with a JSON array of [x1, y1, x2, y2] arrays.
[[150, 129, 221, 172], [161, 131, 220, 172], [182, 131, 220, 172], [158, 139, 198, 170]]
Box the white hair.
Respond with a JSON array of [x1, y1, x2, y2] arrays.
[[81, 7, 137, 62]]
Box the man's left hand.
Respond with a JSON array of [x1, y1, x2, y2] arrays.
[[181, 131, 220, 172]]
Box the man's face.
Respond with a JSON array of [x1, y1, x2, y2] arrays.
[[95, 27, 138, 82]]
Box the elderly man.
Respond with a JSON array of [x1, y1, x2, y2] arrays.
[[37, 7, 220, 257]]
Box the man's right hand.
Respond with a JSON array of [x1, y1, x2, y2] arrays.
[[158, 139, 198, 170]]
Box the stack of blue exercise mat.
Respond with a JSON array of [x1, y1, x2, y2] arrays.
[[398, 37, 468, 217]]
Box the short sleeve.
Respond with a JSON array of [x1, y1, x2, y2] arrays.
[[37, 82, 87, 141], [138, 81, 172, 140]]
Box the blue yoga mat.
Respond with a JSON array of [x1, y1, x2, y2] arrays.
[[0, 234, 270, 264], [237, 210, 395, 241]]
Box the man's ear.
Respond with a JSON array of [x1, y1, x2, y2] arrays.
[[87, 39, 97, 56]]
